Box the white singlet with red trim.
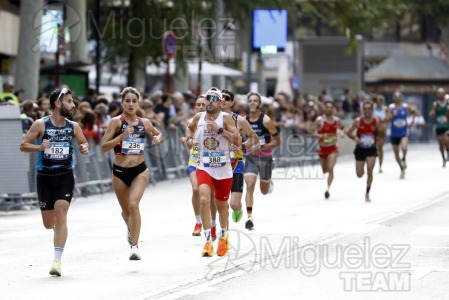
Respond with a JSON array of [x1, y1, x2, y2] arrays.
[[196, 111, 232, 179]]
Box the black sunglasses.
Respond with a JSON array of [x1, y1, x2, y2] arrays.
[[223, 95, 232, 101]]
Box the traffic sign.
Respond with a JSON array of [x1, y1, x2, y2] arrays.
[[162, 31, 178, 59]]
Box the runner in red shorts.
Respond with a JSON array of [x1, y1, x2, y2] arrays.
[[186, 87, 239, 257], [310, 100, 345, 199]]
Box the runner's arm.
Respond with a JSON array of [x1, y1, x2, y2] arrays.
[[19, 119, 47, 152], [429, 102, 436, 118], [384, 106, 392, 122], [238, 116, 258, 150], [346, 118, 360, 144], [144, 119, 162, 145], [338, 119, 346, 138], [73, 122, 89, 155], [223, 114, 240, 146], [407, 107, 415, 129], [262, 115, 281, 150], [185, 113, 200, 147], [309, 117, 323, 138], [101, 118, 124, 152]]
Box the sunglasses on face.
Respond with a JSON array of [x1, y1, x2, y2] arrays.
[[57, 87, 68, 101], [223, 95, 232, 101], [206, 95, 221, 102]]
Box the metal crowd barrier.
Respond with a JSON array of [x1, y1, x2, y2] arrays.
[[273, 129, 319, 168], [2, 119, 434, 212], [0, 106, 38, 211], [0, 123, 321, 212]]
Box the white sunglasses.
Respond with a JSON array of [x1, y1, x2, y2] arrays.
[[57, 87, 68, 101]]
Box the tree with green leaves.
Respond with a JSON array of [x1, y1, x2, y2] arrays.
[[86, 0, 286, 91]]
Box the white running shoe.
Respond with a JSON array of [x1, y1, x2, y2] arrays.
[[129, 246, 141, 260], [49, 259, 61, 276], [365, 194, 371, 202]]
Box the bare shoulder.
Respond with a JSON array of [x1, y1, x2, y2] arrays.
[[29, 118, 46, 131], [237, 114, 248, 124], [223, 112, 233, 121], [263, 114, 272, 122], [262, 114, 275, 127], [140, 117, 151, 126], [71, 120, 82, 128], [109, 116, 122, 126], [34, 118, 46, 126], [193, 111, 203, 120]]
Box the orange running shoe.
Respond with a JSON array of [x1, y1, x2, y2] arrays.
[[192, 223, 202, 236], [217, 233, 229, 257], [202, 241, 214, 257]]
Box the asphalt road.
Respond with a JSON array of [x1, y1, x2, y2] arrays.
[[1, 143, 448, 300]]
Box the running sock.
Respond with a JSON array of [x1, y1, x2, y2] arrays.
[[211, 219, 216, 228], [203, 229, 212, 242], [247, 207, 253, 218], [195, 215, 202, 224], [366, 186, 371, 195], [54, 247, 64, 261]]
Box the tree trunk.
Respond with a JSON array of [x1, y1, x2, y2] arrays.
[[15, 0, 44, 100]]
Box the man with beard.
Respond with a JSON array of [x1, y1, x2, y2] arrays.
[[346, 100, 382, 202], [243, 92, 281, 231], [309, 100, 345, 199], [180, 94, 218, 239], [186, 87, 239, 257], [20, 88, 89, 276]]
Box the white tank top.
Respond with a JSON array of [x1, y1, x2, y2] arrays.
[[196, 111, 232, 179], [373, 106, 386, 120]]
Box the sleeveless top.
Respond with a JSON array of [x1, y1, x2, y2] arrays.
[[317, 116, 338, 148], [389, 103, 408, 138], [246, 113, 272, 157], [435, 100, 449, 129], [196, 112, 232, 179], [373, 106, 386, 121], [231, 112, 245, 174], [113, 115, 146, 155], [36, 115, 75, 171], [357, 117, 377, 149]]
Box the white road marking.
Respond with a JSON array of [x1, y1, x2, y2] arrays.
[[411, 226, 449, 236]]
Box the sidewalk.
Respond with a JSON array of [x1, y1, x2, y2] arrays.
[[0, 143, 447, 300]]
